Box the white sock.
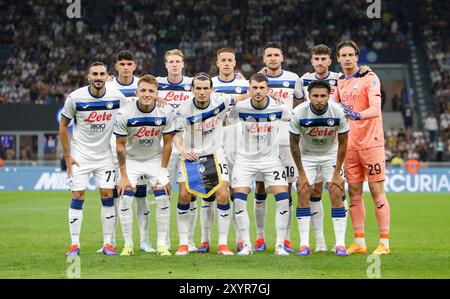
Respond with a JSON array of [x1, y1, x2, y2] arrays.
[[233, 194, 250, 244], [275, 198, 290, 246], [286, 198, 293, 241], [187, 197, 198, 244], [200, 199, 215, 243], [166, 219, 171, 249], [310, 198, 325, 245], [217, 203, 231, 245], [111, 196, 119, 247], [136, 196, 150, 244], [68, 200, 83, 246], [229, 200, 240, 244], [332, 207, 347, 247], [380, 238, 389, 248], [119, 195, 134, 247], [296, 207, 311, 247], [355, 237, 366, 247], [177, 203, 191, 246], [254, 194, 267, 239], [101, 198, 116, 246], [155, 194, 170, 247], [342, 195, 348, 212]]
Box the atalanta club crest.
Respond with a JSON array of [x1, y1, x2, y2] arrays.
[[327, 118, 335, 126], [283, 81, 290, 87], [269, 113, 277, 121], [235, 87, 242, 94], [197, 163, 206, 174], [155, 118, 162, 126], [106, 102, 114, 109]]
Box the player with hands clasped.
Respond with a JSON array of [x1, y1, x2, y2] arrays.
[[172, 73, 246, 256]]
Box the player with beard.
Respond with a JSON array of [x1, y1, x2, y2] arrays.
[[61, 62, 127, 256]]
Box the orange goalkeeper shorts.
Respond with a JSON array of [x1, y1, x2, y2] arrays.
[[344, 146, 386, 184]]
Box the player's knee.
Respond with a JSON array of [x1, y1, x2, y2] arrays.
[[311, 183, 323, 197], [329, 190, 343, 208], [178, 189, 191, 205], [368, 181, 385, 198], [348, 184, 363, 196], [100, 189, 114, 199], [72, 191, 85, 200], [214, 188, 229, 204]]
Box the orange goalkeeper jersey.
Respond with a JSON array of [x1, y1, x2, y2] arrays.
[[337, 69, 384, 150]]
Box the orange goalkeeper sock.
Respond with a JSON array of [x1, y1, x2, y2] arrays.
[[374, 194, 390, 239], [349, 195, 365, 236]]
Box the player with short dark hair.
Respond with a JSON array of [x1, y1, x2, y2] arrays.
[[253, 42, 303, 254], [61, 62, 127, 257], [103, 50, 155, 254], [172, 72, 238, 256], [290, 80, 349, 256], [229, 73, 292, 256], [294, 44, 344, 253], [209, 48, 249, 253]]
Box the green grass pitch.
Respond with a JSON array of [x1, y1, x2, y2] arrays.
[[0, 191, 449, 278]]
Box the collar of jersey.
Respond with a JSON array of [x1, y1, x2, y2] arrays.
[[309, 103, 328, 116], [115, 76, 135, 86], [193, 98, 210, 110], [345, 68, 360, 80], [88, 85, 106, 98], [314, 71, 330, 80], [265, 70, 284, 78], [251, 96, 270, 110], [167, 76, 184, 85], [136, 100, 156, 114], [217, 75, 236, 83]]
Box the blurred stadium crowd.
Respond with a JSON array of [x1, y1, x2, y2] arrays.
[[0, 0, 447, 161]]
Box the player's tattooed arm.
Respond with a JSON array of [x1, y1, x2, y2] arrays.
[[289, 133, 309, 192], [116, 136, 134, 197], [59, 117, 79, 178]]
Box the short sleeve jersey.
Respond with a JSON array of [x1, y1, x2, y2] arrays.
[[212, 75, 249, 152], [290, 101, 349, 156], [295, 71, 342, 103], [229, 97, 291, 162], [156, 76, 194, 109], [174, 93, 234, 156], [113, 101, 175, 161], [61, 85, 127, 162], [265, 70, 302, 146]]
